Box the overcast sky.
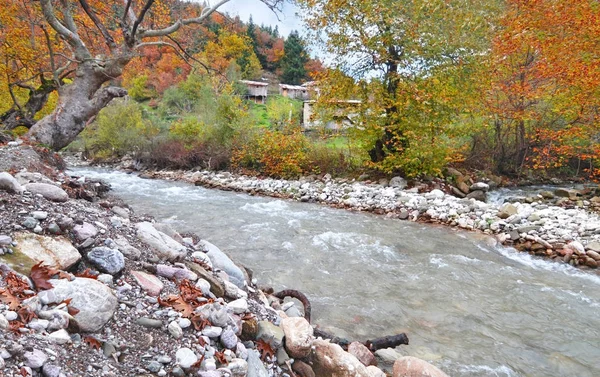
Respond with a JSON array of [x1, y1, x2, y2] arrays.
[[214, 0, 304, 37]]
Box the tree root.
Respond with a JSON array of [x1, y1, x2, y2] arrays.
[[272, 289, 312, 323]]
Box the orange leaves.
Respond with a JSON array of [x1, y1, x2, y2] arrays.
[[30, 261, 61, 290], [158, 279, 210, 319], [0, 288, 21, 311], [84, 335, 103, 351], [256, 339, 275, 361], [158, 295, 195, 318]]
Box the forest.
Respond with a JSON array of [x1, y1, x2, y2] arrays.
[[1, 0, 599, 180]]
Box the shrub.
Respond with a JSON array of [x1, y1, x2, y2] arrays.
[[80, 99, 158, 159], [232, 129, 311, 179]]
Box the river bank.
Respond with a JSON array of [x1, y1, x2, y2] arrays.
[[102, 162, 600, 272], [0, 144, 443, 377]]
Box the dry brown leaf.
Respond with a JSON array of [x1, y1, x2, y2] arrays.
[[75, 268, 98, 279], [158, 295, 194, 318], [256, 339, 275, 361], [191, 314, 211, 331], [20, 366, 29, 376], [17, 307, 36, 323], [60, 298, 80, 316], [29, 261, 59, 290], [179, 279, 205, 303], [0, 288, 21, 311], [84, 335, 103, 350], [5, 272, 32, 298], [214, 350, 227, 365]]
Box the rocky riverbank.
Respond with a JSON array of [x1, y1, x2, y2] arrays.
[[0, 146, 453, 376], [129, 167, 600, 271]]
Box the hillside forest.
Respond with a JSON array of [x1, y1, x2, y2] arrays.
[[1, 0, 599, 181]]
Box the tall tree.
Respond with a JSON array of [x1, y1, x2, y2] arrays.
[[3, 0, 282, 151], [279, 30, 308, 85], [298, 0, 502, 175]]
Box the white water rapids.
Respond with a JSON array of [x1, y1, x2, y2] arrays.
[[71, 167, 600, 377]]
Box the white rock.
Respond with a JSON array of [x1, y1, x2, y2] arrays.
[[176, 348, 198, 369], [227, 298, 248, 314], [48, 329, 72, 344], [168, 321, 183, 339], [0, 314, 8, 330]]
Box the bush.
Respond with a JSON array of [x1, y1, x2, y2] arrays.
[[232, 129, 311, 179], [80, 100, 158, 159], [307, 138, 365, 176]]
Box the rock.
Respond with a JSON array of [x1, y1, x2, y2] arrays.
[[586, 250, 600, 261], [156, 264, 197, 281], [114, 236, 142, 260], [131, 270, 164, 296], [137, 317, 163, 329], [7, 232, 81, 274], [586, 241, 600, 252], [348, 342, 376, 367], [392, 356, 449, 377], [202, 326, 223, 338], [257, 321, 284, 349], [47, 278, 117, 332], [178, 318, 191, 329], [389, 177, 407, 189], [450, 186, 466, 198], [310, 339, 372, 377], [201, 240, 246, 288], [566, 241, 585, 256], [24, 349, 48, 369], [24, 183, 68, 202], [367, 366, 387, 377], [175, 348, 198, 369], [0, 172, 24, 193], [48, 329, 71, 344], [227, 298, 248, 314], [5, 311, 18, 321], [220, 328, 238, 349], [168, 321, 184, 339], [281, 317, 313, 358], [153, 222, 184, 244], [87, 247, 124, 275], [72, 222, 98, 242], [111, 206, 130, 218], [31, 211, 48, 220], [554, 188, 574, 198], [498, 203, 518, 219], [457, 181, 470, 195], [22, 217, 39, 229], [136, 222, 187, 261], [470, 182, 489, 192], [466, 190, 486, 202], [42, 363, 61, 377], [0, 313, 8, 329], [0, 235, 12, 245], [147, 360, 162, 373], [185, 262, 225, 297], [247, 350, 269, 377], [228, 358, 249, 377]]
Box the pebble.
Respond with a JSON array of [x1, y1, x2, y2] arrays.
[[147, 360, 162, 373], [178, 318, 191, 329], [168, 321, 184, 339], [202, 326, 223, 338], [31, 211, 48, 220], [42, 363, 61, 377], [24, 349, 48, 369], [137, 317, 163, 328], [4, 311, 18, 321], [220, 327, 238, 349], [48, 329, 71, 344]]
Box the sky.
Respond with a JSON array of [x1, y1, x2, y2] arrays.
[[213, 0, 304, 37]]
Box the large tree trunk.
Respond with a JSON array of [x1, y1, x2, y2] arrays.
[[27, 62, 127, 151]]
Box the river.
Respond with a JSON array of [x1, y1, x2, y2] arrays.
[[71, 167, 600, 377]]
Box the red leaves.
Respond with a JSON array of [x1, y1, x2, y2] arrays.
[[158, 279, 211, 320], [76, 268, 99, 279], [191, 314, 211, 331], [84, 335, 103, 351], [158, 295, 194, 318], [214, 350, 228, 364], [60, 298, 81, 316], [256, 339, 275, 361]]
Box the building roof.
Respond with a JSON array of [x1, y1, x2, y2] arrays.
[[240, 80, 269, 86], [279, 84, 307, 91]]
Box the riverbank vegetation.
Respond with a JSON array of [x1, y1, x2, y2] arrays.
[[1, 0, 599, 182]]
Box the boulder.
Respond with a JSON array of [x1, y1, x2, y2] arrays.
[[497, 203, 518, 219], [457, 182, 470, 195], [470, 182, 489, 192], [24, 183, 68, 202], [310, 339, 372, 377], [5, 233, 81, 274], [87, 247, 125, 275], [185, 261, 225, 297], [153, 222, 185, 244], [392, 356, 449, 377], [0, 172, 23, 193], [585, 241, 600, 253], [48, 278, 117, 332], [257, 321, 284, 349], [280, 317, 313, 358], [136, 222, 187, 261], [201, 239, 246, 288]]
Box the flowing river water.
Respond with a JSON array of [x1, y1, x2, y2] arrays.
[[71, 167, 600, 377]]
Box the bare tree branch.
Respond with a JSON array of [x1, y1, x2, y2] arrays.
[[59, 0, 78, 34], [130, 0, 156, 45], [139, 0, 232, 39], [39, 0, 90, 60], [79, 0, 117, 50]]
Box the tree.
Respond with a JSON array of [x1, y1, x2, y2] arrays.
[[6, 0, 282, 151], [298, 0, 502, 175], [279, 30, 308, 85]]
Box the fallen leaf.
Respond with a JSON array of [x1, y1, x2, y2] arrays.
[[84, 335, 103, 350], [30, 261, 60, 290], [0, 288, 21, 310], [256, 339, 275, 361], [76, 268, 98, 279], [191, 314, 211, 331], [191, 354, 205, 368], [17, 307, 36, 323], [4, 272, 31, 298], [158, 295, 194, 318], [20, 366, 29, 376], [214, 350, 227, 364], [60, 298, 80, 315], [179, 279, 205, 303]]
